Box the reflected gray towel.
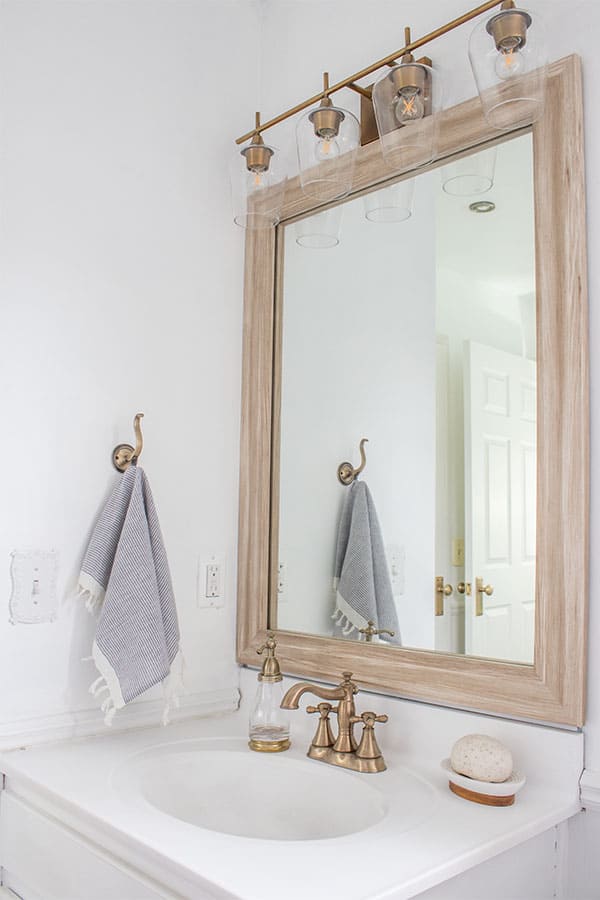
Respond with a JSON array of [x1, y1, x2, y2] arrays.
[[78, 465, 183, 724], [332, 481, 401, 644]]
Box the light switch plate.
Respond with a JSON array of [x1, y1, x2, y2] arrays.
[[9, 549, 59, 624]]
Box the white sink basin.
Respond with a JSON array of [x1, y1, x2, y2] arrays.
[[112, 737, 434, 842]]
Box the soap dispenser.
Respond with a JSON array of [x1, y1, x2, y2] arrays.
[[249, 632, 290, 752]]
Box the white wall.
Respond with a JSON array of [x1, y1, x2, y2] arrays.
[[0, 0, 260, 741]]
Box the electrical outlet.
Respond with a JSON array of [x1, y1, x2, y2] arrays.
[[198, 553, 225, 608], [277, 562, 286, 601], [387, 544, 405, 596]]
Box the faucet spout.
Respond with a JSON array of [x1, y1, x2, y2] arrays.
[[280, 681, 344, 710]]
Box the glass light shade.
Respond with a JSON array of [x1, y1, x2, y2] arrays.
[[441, 146, 497, 196], [364, 178, 415, 223], [230, 139, 286, 229], [469, 6, 547, 130], [296, 102, 360, 203], [372, 60, 441, 173], [295, 204, 343, 249]]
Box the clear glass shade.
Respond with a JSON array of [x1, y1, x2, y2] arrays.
[[363, 178, 415, 223], [295, 204, 343, 248], [296, 103, 360, 203], [230, 141, 286, 229], [372, 61, 441, 173], [469, 7, 547, 130], [441, 145, 497, 196]]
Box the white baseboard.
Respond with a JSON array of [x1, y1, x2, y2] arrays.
[[0, 687, 240, 751], [580, 768, 600, 811]]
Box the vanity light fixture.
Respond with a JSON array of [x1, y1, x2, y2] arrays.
[[231, 112, 286, 230], [232, 1, 548, 229], [372, 29, 441, 172], [468, 1, 547, 129], [296, 73, 360, 203]]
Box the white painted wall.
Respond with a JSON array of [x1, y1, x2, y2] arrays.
[[0, 0, 260, 740]]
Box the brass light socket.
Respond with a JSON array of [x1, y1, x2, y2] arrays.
[[308, 103, 345, 139], [241, 139, 274, 173], [387, 62, 432, 117], [486, 9, 532, 52]]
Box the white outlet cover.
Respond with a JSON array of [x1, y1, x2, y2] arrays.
[[197, 553, 225, 609], [9, 550, 59, 624]]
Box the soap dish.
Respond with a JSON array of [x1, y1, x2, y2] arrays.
[[441, 759, 526, 807]]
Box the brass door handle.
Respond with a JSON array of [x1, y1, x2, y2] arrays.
[[457, 582, 471, 595], [475, 577, 494, 616], [435, 576, 453, 616]]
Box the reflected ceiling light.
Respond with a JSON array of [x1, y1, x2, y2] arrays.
[[231, 113, 286, 230], [372, 28, 441, 173], [296, 73, 360, 203], [441, 145, 497, 197], [469, 1, 547, 130], [469, 200, 496, 213]]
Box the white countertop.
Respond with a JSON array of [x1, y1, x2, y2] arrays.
[[0, 706, 582, 900]]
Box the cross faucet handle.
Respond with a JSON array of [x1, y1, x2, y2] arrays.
[[350, 711, 388, 764], [307, 703, 335, 748]]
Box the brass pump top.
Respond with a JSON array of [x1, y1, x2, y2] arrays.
[[257, 632, 283, 682]]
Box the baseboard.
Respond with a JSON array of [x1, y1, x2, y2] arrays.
[[0, 687, 240, 751], [580, 768, 600, 811]]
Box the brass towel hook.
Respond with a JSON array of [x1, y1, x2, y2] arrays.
[[337, 438, 368, 486], [112, 413, 144, 472]]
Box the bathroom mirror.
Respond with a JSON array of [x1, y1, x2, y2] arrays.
[[237, 56, 588, 726]]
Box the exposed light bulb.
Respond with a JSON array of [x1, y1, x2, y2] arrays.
[[494, 47, 525, 81], [246, 168, 271, 193], [314, 136, 341, 162], [393, 87, 425, 126]]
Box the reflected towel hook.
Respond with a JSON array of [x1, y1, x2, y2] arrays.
[[337, 438, 368, 486], [112, 413, 144, 472]]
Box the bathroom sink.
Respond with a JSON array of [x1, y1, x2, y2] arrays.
[[111, 737, 434, 841]]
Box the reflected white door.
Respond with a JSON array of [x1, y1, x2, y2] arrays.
[[464, 341, 536, 662]]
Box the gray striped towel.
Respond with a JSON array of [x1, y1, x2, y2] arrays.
[[332, 480, 401, 644], [79, 465, 183, 725]]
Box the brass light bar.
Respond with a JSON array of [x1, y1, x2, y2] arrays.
[[235, 0, 504, 144]]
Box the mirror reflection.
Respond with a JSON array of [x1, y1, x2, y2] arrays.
[[274, 132, 536, 664]]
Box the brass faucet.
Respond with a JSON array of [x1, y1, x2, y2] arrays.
[[280, 672, 388, 773]]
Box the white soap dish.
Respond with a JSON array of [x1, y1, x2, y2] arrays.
[[441, 758, 526, 807]]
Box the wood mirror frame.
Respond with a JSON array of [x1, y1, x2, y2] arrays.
[[237, 55, 588, 727]]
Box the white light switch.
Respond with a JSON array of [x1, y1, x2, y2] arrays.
[[9, 550, 59, 624]]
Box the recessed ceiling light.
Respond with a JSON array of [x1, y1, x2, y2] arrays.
[[469, 200, 496, 213]]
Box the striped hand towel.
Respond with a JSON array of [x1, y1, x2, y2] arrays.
[[332, 480, 401, 644], [79, 465, 183, 725]]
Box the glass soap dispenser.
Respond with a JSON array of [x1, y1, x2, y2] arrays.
[[249, 632, 290, 752]]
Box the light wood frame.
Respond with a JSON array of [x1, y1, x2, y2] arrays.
[[237, 55, 589, 727]]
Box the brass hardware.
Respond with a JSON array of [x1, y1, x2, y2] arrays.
[[240, 112, 274, 174], [235, 0, 505, 145], [359, 620, 395, 642], [457, 582, 472, 596], [248, 738, 291, 753], [350, 711, 388, 773], [307, 702, 336, 748], [475, 576, 494, 616], [486, 6, 531, 54], [337, 438, 368, 486], [112, 413, 144, 472], [256, 631, 283, 682], [308, 73, 346, 140], [435, 576, 453, 616], [281, 672, 387, 773]]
